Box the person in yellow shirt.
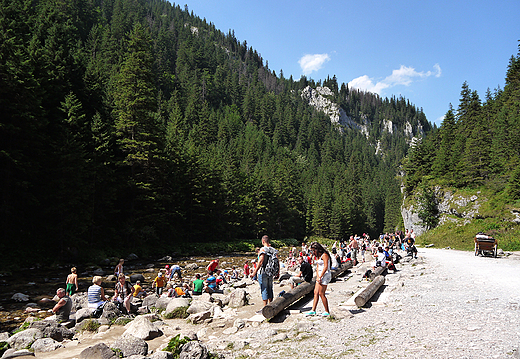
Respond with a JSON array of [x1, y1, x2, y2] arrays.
[[152, 272, 166, 295], [132, 280, 146, 298]]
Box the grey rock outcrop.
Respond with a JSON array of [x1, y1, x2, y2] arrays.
[[31, 337, 64, 352], [149, 351, 174, 359], [228, 288, 247, 308], [7, 328, 42, 350], [28, 320, 74, 341], [1, 349, 35, 358], [164, 298, 191, 316]]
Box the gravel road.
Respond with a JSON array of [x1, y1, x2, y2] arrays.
[[226, 248, 520, 359]]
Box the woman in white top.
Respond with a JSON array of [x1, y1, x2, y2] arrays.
[[306, 242, 331, 317]]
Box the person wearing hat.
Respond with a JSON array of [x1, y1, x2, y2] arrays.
[[152, 272, 167, 296]]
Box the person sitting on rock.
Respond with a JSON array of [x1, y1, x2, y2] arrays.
[[132, 280, 147, 298], [288, 256, 313, 289], [52, 288, 72, 323], [113, 273, 134, 314], [206, 258, 219, 274], [205, 273, 219, 293], [192, 273, 204, 296], [88, 276, 108, 310], [230, 266, 239, 280]]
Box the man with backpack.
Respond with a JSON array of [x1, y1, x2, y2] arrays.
[[250, 235, 279, 310]]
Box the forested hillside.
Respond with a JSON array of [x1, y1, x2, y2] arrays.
[[0, 0, 430, 266], [402, 43, 520, 231]]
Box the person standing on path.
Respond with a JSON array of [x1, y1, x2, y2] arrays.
[[306, 242, 331, 317], [250, 235, 278, 309], [349, 235, 359, 264], [65, 267, 78, 296]]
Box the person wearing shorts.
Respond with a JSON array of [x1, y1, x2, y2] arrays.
[[306, 242, 331, 317]]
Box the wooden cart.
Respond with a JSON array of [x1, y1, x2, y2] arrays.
[[474, 233, 497, 258]]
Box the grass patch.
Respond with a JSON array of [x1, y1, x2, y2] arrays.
[[163, 306, 189, 319], [163, 334, 192, 357], [79, 319, 101, 332]]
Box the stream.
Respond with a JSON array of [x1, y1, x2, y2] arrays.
[[0, 248, 292, 333]]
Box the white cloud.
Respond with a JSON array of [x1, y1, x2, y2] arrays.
[[348, 64, 442, 95], [299, 54, 330, 75]]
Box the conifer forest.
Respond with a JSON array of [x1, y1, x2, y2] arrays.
[[2, 0, 518, 265]]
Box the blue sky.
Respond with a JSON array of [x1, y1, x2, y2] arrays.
[[184, 1, 519, 126]]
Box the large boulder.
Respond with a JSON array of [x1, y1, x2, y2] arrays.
[[130, 274, 145, 283], [187, 300, 214, 315], [71, 292, 89, 310], [186, 310, 211, 324], [1, 349, 35, 358], [7, 328, 43, 350], [79, 343, 117, 359], [155, 297, 172, 310], [142, 295, 159, 308], [75, 307, 94, 323], [101, 301, 121, 321], [111, 335, 148, 357], [184, 263, 198, 270], [211, 293, 229, 306], [31, 337, 64, 352], [164, 298, 191, 316], [28, 320, 74, 341], [122, 316, 162, 340], [179, 341, 209, 359], [228, 288, 247, 308], [11, 293, 29, 302]]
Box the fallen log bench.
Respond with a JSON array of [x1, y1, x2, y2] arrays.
[[354, 275, 385, 307], [369, 266, 387, 280], [262, 260, 354, 319]]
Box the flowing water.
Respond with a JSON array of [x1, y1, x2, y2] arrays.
[[0, 247, 293, 333]]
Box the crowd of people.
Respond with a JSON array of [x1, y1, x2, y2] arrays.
[[50, 230, 419, 322]]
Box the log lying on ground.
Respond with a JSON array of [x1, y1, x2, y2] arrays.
[[354, 275, 385, 307], [369, 266, 387, 280], [262, 260, 354, 319]]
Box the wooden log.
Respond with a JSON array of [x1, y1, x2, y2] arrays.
[[261, 260, 354, 319], [354, 275, 385, 307], [369, 266, 387, 280]]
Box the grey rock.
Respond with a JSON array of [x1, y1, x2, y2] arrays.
[[158, 255, 172, 262], [155, 297, 172, 310], [222, 326, 238, 335], [142, 295, 159, 308], [179, 341, 209, 359], [11, 293, 29, 302], [1, 349, 35, 358], [127, 356, 146, 359], [0, 332, 9, 341], [71, 292, 89, 310], [79, 343, 116, 359], [211, 293, 229, 306], [234, 318, 246, 329], [28, 320, 73, 342], [31, 337, 64, 352], [127, 253, 139, 261], [232, 281, 247, 288], [187, 300, 214, 315], [106, 275, 116, 282], [75, 308, 94, 323], [228, 288, 247, 307], [184, 263, 199, 270], [111, 335, 148, 357], [93, 268, 105, 276], [7, 328, 43, 350], [130, 274, 145, 283], [149, 351, 174, 359], [164, 298, 191, 316], [101, 301, 121, 321], [122, 316, 162, 340], [187, 310, 211, 324]]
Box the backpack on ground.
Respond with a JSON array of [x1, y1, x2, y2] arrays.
[[262, 248, 279, 278]]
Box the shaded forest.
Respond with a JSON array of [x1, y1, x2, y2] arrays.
[[0, 0, 431, 266]]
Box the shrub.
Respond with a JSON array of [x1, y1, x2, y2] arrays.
[[163, 334, 192, 357], [79, 319, 101, 332]]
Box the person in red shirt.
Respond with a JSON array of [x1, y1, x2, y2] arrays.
[[244, 260, 250, 277], [206, 259, 219, 274]]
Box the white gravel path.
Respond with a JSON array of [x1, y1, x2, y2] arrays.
[[227, 248, 520, 359]]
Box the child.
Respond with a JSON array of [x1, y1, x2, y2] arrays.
[[243, 260, 250, 278], [133, 280, 147, 298], [230, 266, 239, 280], [152, 272, 167, 296], [65, 267, 78, 296], [114, 259, 124, 277]]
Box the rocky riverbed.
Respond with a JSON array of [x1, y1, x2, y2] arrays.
[[3, 247, 520, 358]]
